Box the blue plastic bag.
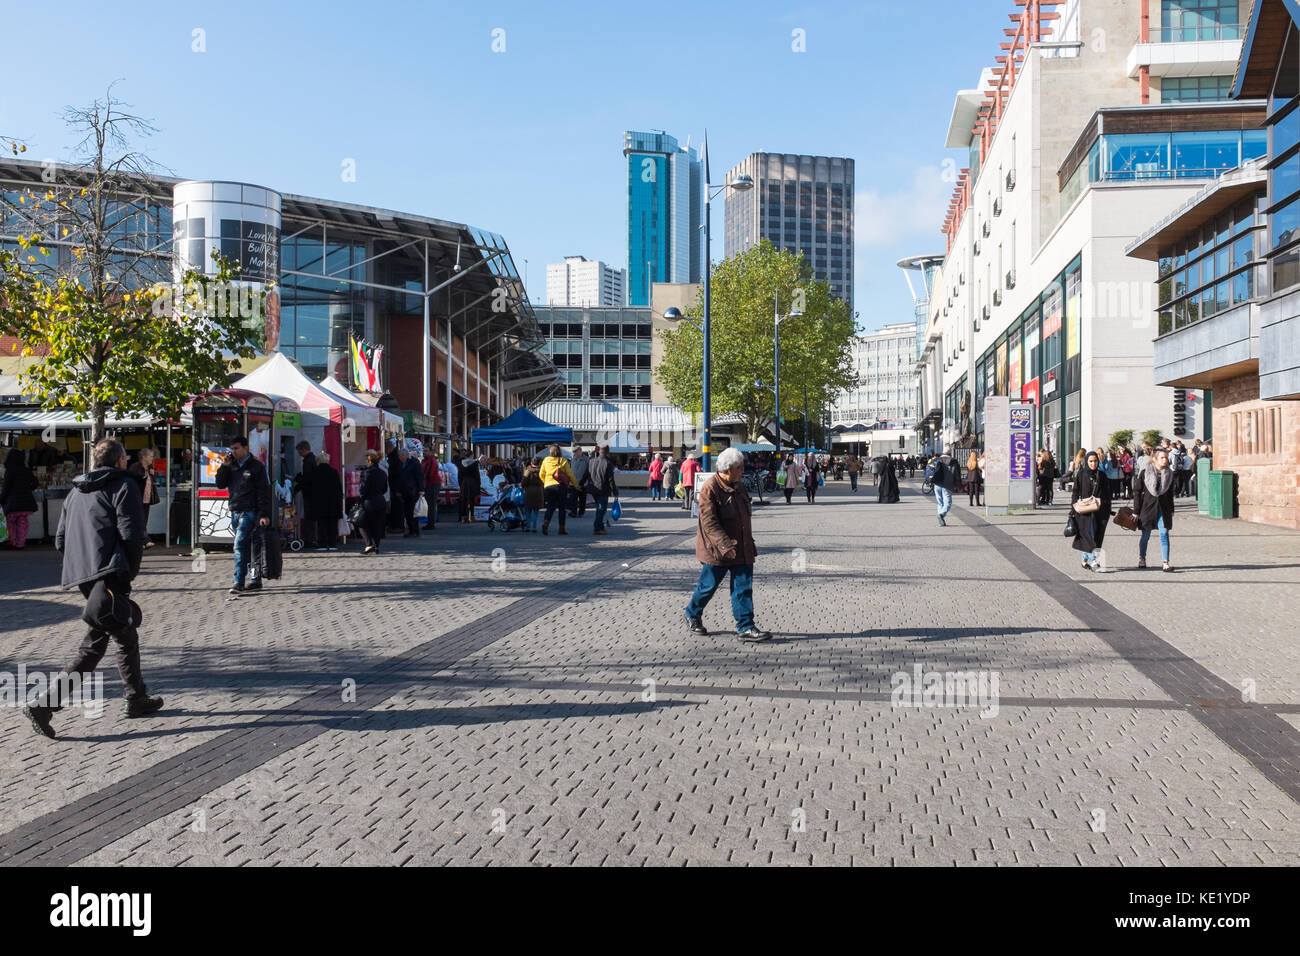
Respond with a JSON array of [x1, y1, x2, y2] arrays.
[[610, 499, 622, 521]]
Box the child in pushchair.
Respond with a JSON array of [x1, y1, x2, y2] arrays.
[[486, 483, 525, 532]]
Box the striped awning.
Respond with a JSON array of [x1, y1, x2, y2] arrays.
[[0, 408, 160, 430]]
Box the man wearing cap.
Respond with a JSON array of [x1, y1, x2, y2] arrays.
[[24, 439, 163, 739]]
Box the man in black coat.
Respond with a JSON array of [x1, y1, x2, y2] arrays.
[[309, 451, 344, 551], [385, 439, 405, 532], [397, 447, 424, 537], [24, 439, 163, 739], [215, 434, 272, 595], [585, 445, 620, 535], [294, 440, 317, 549]]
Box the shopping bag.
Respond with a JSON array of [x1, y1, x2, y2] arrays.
[[337, 517, 351, 538], [413, 495, 429, 519], [610, 499, 622, 522], [776, 470, 787, 486], [817, 474, 825, 487], [675, 483, 685, 499]]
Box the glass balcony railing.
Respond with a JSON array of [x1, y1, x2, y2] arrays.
[[1156, 23, 1242, 43]]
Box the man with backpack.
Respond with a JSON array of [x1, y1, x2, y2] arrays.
[[927, 446, 962, 527]]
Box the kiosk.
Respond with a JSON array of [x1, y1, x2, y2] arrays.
[[190, 389, 275, 546]]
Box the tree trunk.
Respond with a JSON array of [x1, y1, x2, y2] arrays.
[[92, 400, 106, 444]]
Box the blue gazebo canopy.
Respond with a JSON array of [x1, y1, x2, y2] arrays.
[[471, 406, 573, 445]]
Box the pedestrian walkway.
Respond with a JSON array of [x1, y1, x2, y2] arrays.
[[1, 480, 1296, 865]]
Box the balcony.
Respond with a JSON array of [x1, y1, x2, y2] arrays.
[[993, 198, 1003, 218], [1127, 23, 1242, 79], [993, 289, 1003, 307], [1005, 269, 1016, 290], [1006, 169, 1016, 192]]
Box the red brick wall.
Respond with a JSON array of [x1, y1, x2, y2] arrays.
[[1212, 373, 1300, 530], [1, 334, 49, 357]]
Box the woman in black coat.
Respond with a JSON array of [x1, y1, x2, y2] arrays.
[[803, 458, 821, 504], [877, 457, 900, 504], [1132, 447, 1177, 572], [1, 449, 39, 549], [358, 451, 389, 555], [1070, 450, 1112, 571]]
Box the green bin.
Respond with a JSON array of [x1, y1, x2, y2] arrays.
[[1207, 470, 1238, 519], [1196, 457, 1211, 514]]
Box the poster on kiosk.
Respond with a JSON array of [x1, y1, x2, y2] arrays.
[[984, 396, 1036, 516]]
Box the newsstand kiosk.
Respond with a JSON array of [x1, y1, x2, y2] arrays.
[[190, 389, 275, 547]]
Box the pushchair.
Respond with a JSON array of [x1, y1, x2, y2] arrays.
[[486, 483, 525, 532]]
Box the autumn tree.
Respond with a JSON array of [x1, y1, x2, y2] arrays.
[[0, 91, 265, 439], [655, 240, 856, 443]]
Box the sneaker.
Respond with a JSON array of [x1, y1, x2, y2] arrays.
[[1137, 557, 1147, 569], [737, 628, 773, 643], [24, 705, 55, 739], [685, 611, 708, 635], [125, 695, 164, 719], [938, 515, 946, 526], [229, 584, 245, 595], [1162, 563, 1174, 573], [245, 580, 262, 592]]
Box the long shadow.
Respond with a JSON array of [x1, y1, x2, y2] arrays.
[[64, 698, 696, 744]]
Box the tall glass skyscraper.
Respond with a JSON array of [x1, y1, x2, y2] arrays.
[[623, 130, 703, 306]]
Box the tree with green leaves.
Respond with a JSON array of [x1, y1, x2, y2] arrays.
[[0, 92, 266, 440], [655, 240, 856, 444]]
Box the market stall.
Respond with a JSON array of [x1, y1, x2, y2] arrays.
[[188, 389, 276, 546]]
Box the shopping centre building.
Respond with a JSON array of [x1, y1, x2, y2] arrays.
[[921, 0, 1266, 459], [0, 158, 557, 444]]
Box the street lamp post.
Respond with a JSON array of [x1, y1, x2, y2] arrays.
[[662, 140, 751, 473], [772, 296, 801, 452]]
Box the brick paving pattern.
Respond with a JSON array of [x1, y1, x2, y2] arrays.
[[2, 478, 1297, 865]]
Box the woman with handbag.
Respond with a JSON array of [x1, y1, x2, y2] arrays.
[[358, 450, 389, 555], [1132, 447, 1177, 572], [803, 457, 821, 504], [1069, 450, 1112, 571]]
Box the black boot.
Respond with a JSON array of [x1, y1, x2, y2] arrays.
[[125, 693, 165, 718], [24, 704, 56, 739]]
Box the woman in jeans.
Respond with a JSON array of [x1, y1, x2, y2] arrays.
[[1070, 450, 1112, 571], [1132, 447, 1176, 572], [520, 457, 544, 532], [359, 450, 389, 555]]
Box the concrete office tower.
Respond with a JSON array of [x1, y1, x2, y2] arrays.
[[623, 130, 703, 306], [830, 323, 920, 427], [723, 152, 855, 313], [546, 256, 626, 307]]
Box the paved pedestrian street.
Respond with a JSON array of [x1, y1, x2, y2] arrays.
[[1, 479, 1297, 867]]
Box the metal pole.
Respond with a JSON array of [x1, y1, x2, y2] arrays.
[[702, 186, 712, 473], [774, 295, 781, 452], [803, 382, 809, 450], [422, 241, 431, 416]]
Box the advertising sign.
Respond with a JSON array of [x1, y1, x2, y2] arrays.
[[1009, 402, 1036, 508]]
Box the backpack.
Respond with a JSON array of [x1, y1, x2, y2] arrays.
[[925, 459, 942, 484]]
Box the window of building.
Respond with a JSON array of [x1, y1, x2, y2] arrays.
[[1162, 76, 1233, 102], [1160, 0, 1240, 42]]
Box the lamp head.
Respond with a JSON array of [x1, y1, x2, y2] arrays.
[[787, 309, 802, 319], [662, 307, 684, 321], [729, 174, 754, 191]]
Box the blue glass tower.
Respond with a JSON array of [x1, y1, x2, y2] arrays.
[[623, 130, 703, 306]]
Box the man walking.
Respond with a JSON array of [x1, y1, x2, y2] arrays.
[[569, 447, 590, 518], [683, 447, 771, 643], [215, 435, 272, 595], [385, 439, 405, 533], [585, 445, 619, 535], [24, 439, 163, 739], [846, 453, 861, 493], [397, 447, 424, 536], [931, 445, 962, 526]]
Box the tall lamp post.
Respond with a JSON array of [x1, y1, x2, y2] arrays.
[[772, 296, 801, 452], [662, 140, 752, 472]]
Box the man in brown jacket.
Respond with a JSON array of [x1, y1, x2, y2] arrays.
[[683, 447, 771, 643]]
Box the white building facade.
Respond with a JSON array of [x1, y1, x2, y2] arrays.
[[830, 323, 919, 427], [545, 256, 626, 307], [921, 0, 1260, 460]]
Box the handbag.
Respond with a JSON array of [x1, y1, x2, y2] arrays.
[[1114, 506, 1139, 532], [1073, 495, 1101, 514], [1063, 513, 1078, 537], [347, 502, 366, 526]]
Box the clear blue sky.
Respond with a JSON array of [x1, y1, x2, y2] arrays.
[[2, 0, 1004, 332]]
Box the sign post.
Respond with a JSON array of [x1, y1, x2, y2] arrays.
[[984, 397, 1036, 516]]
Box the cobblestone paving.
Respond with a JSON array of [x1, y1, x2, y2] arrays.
[[3, 478, 1298, 865]]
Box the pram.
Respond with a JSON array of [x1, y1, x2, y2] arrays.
[[486, 483, 525, 532]]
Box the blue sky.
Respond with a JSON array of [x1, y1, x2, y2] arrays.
[[2, 0, 1004, 332]]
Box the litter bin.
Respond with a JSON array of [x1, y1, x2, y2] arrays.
[[1196, 457, 1211, 514], [1207, 470, 1238, 519]]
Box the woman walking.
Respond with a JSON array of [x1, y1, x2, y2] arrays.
[[1070, 450, 1112, 571], [521, 457, 544, 532], [1037, 450, 1056, 505], [127, 447, 161, 548], [1133, 447, 1177, 572], [877, 456, 900, 503], [459, 454, 481, 523], [1, 449, 38, 550], [648, 454, 665, 501], [358, 450, 389, 555], [803, 456, 821, 504], [966, 449, 983, 506], [781, 454, 800, 504]]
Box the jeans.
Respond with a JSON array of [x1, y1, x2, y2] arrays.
[[522, 507, 538, 531], [1139, 513, 1170, 562], [685, 563, 755, 633], [543, 485, 567, 528], [592, 494, 610, 531], [935, 486, 953, 517], [650, 479, 663, 500], [849, 473, 858, 491], [231, 510, 261, 587]]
